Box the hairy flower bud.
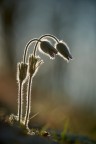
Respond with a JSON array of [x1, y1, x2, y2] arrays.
[[56, 41, 72, 61], [17, 62, 28, 82], [28, 54, 43, 77], [40, 40, 58, 59]]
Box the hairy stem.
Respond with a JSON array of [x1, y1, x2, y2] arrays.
[[24, 75, 32, 127], [18, 81, 23, 123], [33, 34, 59, 56], [23, 38, 39, 63]]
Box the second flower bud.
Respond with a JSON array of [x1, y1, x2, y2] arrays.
[[28, 54, 43, 77]]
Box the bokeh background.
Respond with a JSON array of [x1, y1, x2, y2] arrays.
[[0, 0, 96, 139]]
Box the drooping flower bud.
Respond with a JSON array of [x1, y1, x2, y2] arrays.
[[56, 41, 72, 61], [39, 40, 58, 59], [28, 54, 43, 77], [17, 62, 28, 83]]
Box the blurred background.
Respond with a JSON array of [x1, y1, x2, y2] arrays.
[[0, 0, 96, 139]]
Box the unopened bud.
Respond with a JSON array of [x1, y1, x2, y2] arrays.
[[17, 62, 28, 82], [40, 40, 58, 59], [56, 41, 72, 61], [28, 54, 43, 77]]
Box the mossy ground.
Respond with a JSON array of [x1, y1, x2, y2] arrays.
[[0, 112, 96, 144]]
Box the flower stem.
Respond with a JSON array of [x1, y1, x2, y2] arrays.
[[33, 34, 59, 56], [23, 38, 39, 63], [24, 75, 32, 127], [18, 81, 23, 123]]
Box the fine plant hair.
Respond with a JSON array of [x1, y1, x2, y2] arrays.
[[17, 62, 28, 123], [9, 34, 72, 131]]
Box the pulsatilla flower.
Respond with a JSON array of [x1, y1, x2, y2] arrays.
[[40, 40, 58, 59], [28, 54, 43, 77], [56, 41, 72, 61], [17, 62, 28, 82]]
